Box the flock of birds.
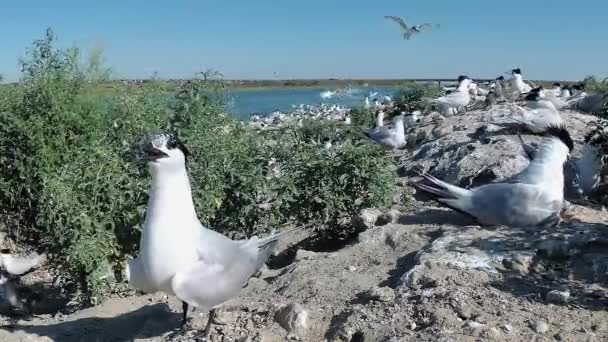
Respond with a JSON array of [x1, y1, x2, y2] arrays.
[[0, 67, 604, 340]]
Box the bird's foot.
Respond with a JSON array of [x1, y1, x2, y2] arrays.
[[166, 319, 193, 340]]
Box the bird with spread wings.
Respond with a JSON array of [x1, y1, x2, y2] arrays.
[[384, 16, 439, 40]]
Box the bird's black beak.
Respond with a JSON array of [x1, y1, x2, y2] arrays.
[[141, 143, 168, 162]]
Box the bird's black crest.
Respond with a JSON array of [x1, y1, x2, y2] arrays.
[[166, 133, 191, 159], [524, 92, 540, 101], [457, 75, 469, 82], [572, 83, 584, 90], [512, 68, 522, 74], [496, 76, 505, 81], [530, 86, 544, 93], [544, 125, 574, 152], [552, 82, 562, 87]]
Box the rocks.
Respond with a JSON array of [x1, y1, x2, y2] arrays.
[[352, 209, 383, 231], [274, 303, 308, 336], [294, 250, 319, 262], [360, 286, 396, 303], [502, 254, 533, 274], [376, 209, 401, 226], [546, 290, 570, 304], [531, 320, 549, 334], [455, 305, 472, 320]]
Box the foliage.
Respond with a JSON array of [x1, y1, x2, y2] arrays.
[[394, 82, 442, 113], [583, 76, 608, 94], [0, 28, 398, 302]]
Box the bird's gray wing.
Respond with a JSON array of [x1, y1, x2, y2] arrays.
[[470, 183, 562, 227], [416, 23, 437, 31], [384, 16, 409, 30]]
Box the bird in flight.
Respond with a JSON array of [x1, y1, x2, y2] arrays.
[[384, 16, 439, 40]]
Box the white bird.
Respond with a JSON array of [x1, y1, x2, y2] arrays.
[[413, 126, 574, 228], [546, 82, 563, 97], [375, 110, 385, 128], [432, 76, 473, 115], [365, 114, 406, 149], [575, 143, 602, 196], [404, 111, 420, 128], [364, 96, 371, 109], [384, 16, 439, 40], [493, 76, 506, 100], [498, 87, 563, 133], [509, 68, 533, 97], [127, 133, 291, 339]]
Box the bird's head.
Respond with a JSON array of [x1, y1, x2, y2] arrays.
[[524, 86, 545, 101], [141, 132, 190, 171], [544, 125, 574, 153], [511, 68, 522, 75], [552, 82, 562, 88], [496, 76, 505, 81]]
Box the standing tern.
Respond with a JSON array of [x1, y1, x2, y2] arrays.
[[432, 76, 473, 115], [384, 16, 439, 40], [509, 68, 533, 97], [494, 87, 563, 133], [365, 114, 406, 149], [412, 126, 574, 228], [127, 133, 292, 339]]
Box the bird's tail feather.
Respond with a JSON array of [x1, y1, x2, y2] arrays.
[[410, 170, 474, 216]]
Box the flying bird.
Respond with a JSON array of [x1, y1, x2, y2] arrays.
[[127, 133, 293, 340], [384, 16, 439, 40], [412, 126, 574, 228]]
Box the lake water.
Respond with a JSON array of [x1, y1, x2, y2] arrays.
[[225, 87, 399, 120]]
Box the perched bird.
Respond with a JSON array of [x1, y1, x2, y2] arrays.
[[495, 87, 563, 133], [483, 90, 497, 109], [493, 76, 506, 100], [375, 110, 385, 128], [403, 111, 421, 128], [127, 133, 292, 339], [432, 76, 473, 115], [365, 114, 406, 149], [384, 16, 439, 40], [413, 126, 574, 228], [546, 82, 563, 97], [509, 68, 533, 97]]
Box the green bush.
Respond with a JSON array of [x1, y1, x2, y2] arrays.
[[0, 28, 399, 302], [394, 82, 441, 113], [583, 76, 608, 94]]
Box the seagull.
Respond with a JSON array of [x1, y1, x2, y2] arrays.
[[495, 87, 563, 133], [127, 133, 292, 339], [412, 126, 574, 228], [384, 16, 439, 40], [509, 68, 533, 97], [432, 76, 473, 115], [365, 114, 406, 149]]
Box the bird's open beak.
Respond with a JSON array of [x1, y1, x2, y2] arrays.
[[141, 143, 168, 162]]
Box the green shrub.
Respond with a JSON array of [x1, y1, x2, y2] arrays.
[[394, 82, 441, 113], [0, 28, 399, 302], [583, 76, 608, 94]]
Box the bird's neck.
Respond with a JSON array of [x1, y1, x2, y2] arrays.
[[457, 82, 470, 92], [531, 140, 569, 179], [393, 120, 405, 134], [146, 167, 198, 223]]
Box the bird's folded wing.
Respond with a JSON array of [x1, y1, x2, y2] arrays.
[[171, 260, 242, 308], [126, 257, 158, 293]]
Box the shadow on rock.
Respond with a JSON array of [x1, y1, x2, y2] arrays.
[[1, 303, 179, 342], [482, 222, 608, 311], [397, 208, 477, 226]]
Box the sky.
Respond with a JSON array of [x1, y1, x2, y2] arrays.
[[1, 0, 607, 81]]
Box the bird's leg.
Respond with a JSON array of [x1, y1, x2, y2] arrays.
[[203, 309, 216, 339], [181, 301, 189, 327]]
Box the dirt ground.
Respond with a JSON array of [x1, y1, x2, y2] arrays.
[[0, 201, 606, 342]]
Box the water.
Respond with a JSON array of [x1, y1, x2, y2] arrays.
[[226, 87, 399, 120]]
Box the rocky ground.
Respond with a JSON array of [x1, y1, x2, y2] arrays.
[[0, 106, 606, 342]]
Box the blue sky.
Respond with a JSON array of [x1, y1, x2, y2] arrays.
[[2, 0, 607, 81]]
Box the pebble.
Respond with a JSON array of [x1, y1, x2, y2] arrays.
[[348, 266, 357, 272], [504, 324, 513, 332], [466, 321, 485, 330], [531, 320, 549, 334], [274, 303, 308, 335], [361, 286, 396, 303], [455, 305, 472, 320], [546, 289, 570, 304]]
